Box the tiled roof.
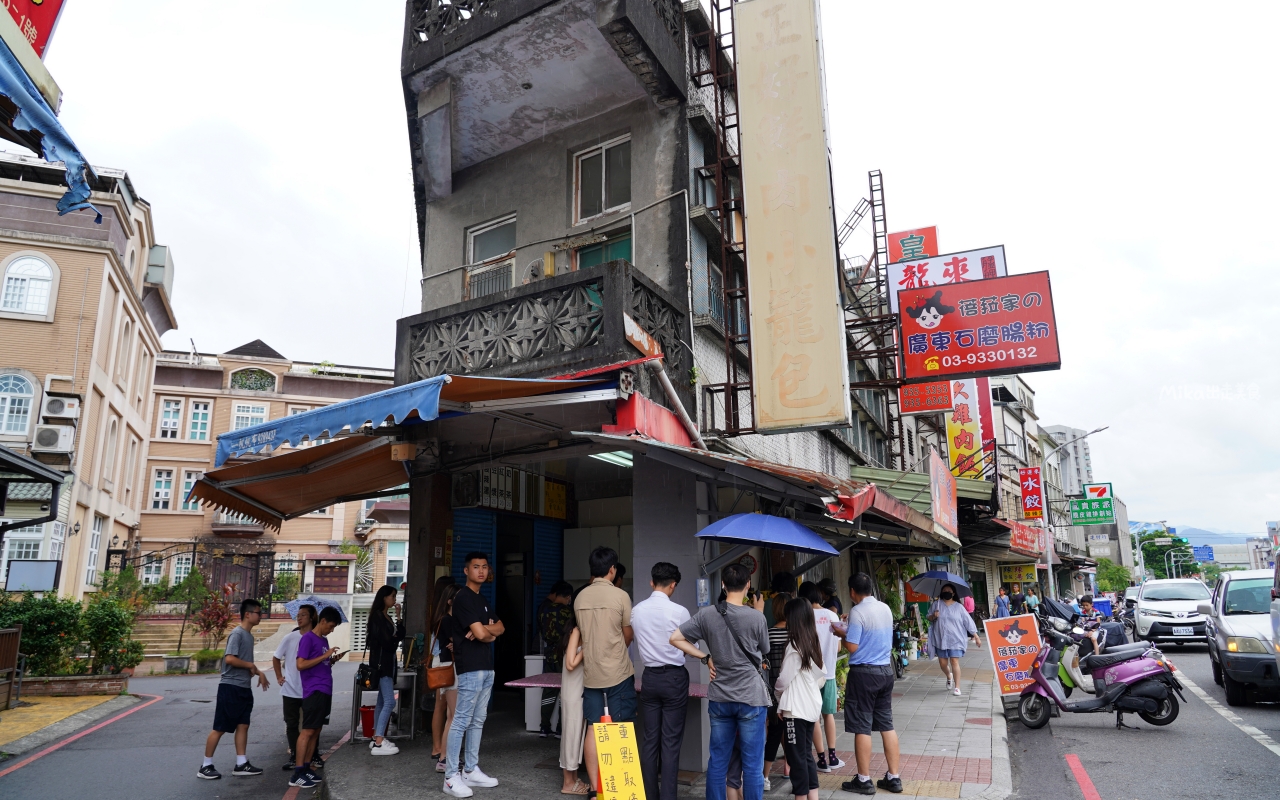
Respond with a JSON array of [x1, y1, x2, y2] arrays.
[[223, 339, 287, 360]]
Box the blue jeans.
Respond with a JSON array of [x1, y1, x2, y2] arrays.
[[707, 701, 766, 800], [446, 670, 494, 778], [374, 675, 395, 738]]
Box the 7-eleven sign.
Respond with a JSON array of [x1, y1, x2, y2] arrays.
[[1083, 483, 1113, 500]]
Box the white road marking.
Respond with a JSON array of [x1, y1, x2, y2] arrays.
[[1177, 671, 1280, 758]]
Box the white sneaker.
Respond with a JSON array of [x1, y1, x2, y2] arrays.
[[763, 777, 772, 791], [371, 741, 399, 755], [462, 767, 499, 788], [952, 687, 962, 696], [946, 678, 953, 690], [827, 755, 845, 769], [443, 775, 474, 797]]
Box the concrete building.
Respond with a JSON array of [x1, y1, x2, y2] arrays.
[[1045, 424, 1094, 496], [989, 376, 1040, 523], [0, 151, 177, 599], [1247, 536, 1274, 570], [136, 341, 394, 603], [1209, 544, 1251, 569]]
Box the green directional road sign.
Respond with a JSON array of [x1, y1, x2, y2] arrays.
[[1070, 497, 1116, 525]]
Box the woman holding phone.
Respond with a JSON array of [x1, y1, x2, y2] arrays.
[[366, 585, 406, 755]]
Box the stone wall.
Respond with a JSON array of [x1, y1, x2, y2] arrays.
[[21, 674, 129, 697]]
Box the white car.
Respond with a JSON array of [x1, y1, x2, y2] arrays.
[[1136, 578, 1211, 644], [1271, 562, 1280, 677]]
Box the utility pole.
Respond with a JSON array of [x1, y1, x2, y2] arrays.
[[1038, 427, 1108, 600]]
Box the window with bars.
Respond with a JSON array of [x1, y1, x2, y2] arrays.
[[181, 470, 203, 511], [233, 404, 266, 431], [152, 469, 174, 510], [189, 401, 210, 440], [159, 399, 182, 438]]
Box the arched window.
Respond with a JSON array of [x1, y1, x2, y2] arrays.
[[230, 368, 276, 392], [103, 417, 119, 483], [0, 374, 35, 434], [115, 319, 132, 383], [2, 257, 53, 315]]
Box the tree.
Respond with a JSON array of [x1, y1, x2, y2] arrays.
[[171, 569, 210, 654], [1137, 531, 1195, 579], [1200, 562, 1245, 585], [1095, 558, 1132, 593]]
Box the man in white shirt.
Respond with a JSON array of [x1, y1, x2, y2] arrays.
[[271, 604, 316, 772], [630, 562, 691, 800], [803, 583, 846, 772]]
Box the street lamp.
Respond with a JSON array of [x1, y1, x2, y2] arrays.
[[1039, 426, 1109, 599]]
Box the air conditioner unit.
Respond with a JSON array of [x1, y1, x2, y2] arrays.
[[41, 395, 80, 420], [32, 424, 75, 453]]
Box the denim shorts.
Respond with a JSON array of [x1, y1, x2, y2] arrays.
[[935, 648, 965, 659], [582, 676, 637, 723]]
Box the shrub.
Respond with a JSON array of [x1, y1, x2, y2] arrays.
[[94, 566, 153, 621], [83, 597, 135, 674], [107, 639, 146, 672], [0, 591, 84, 676]]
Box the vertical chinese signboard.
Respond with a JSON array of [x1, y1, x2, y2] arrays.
[[945, 378, 983, 477], [595, 722, 646, 800], [888, 227, 939, 263], [898, 271, 1062, 383], [888, 245, 1008, 313], [984, 614, 1043, 696], [929, 446, 958, 540], [1019, 467, 1044, 519], [898, 381, 953, 415], [736, 0, 851, 433], [4, 0, 66, 58]]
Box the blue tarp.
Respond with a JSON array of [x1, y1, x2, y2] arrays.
[[696, 513, 838, 555], [0, 38, 100, 222], [215, 375, 448, 466]]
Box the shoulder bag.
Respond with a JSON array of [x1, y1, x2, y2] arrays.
[[425, 620, 456, 691], [355, 650, 374, 691], [716, 602, 775, 705]]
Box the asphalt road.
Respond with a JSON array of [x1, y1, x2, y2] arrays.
[[1007, 641, 1279, 799], [0, 664, 358, 800]]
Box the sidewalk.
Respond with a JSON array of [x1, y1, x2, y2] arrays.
[[0, 694, 140, 758], [321, 648, 1010, 800]]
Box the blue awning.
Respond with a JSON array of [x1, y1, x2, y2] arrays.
[[0, 38, 100, 222], [696, 513, 838, 555], [216, 376, 448, 466]]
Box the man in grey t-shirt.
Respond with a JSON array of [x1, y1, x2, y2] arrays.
[[198, 598, 270, 781], [671, 564, 770, 800]]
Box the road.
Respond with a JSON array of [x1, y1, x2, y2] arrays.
[[1008, 641, 1279, 799], [0, 665, 357, 800]]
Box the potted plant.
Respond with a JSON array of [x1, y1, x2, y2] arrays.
[[111, 640, 146, 676], [165, 653, 192, 674], [193, 648, 223, 673]]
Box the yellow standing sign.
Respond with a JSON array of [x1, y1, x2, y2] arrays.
[[594, 722, 646, 800]]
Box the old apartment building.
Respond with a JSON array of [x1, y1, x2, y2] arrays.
[[0, 151, 177, 598], [137, 341, 395, 601]]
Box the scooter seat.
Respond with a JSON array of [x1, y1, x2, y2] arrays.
[[1079, 644, 1148, 673]]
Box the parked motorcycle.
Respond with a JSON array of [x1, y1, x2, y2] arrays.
[[892, 619, 912, 679], [1018, 609, 1186, 729]]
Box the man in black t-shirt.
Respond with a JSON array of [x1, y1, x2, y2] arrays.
[[443, 553, 504, 798]]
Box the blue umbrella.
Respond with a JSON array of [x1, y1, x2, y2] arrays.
[[284, 595, 348, 623], [908, 570, 972, 599], [696, 513, 838, 555]]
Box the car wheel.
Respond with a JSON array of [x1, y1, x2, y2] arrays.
[[1211, 655, 1223, 686], [1223, 672, 1249, 707]]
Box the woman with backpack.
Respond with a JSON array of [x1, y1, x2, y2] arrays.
[[774, 598, 826, 800], [366, 585, 407, 755]]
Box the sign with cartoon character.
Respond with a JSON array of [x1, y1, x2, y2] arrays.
[[887, 245, 1008, 313], [983, 614, 1043, 695], [897, 271, 1062, 383]]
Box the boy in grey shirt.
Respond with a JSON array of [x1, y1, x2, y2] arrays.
[[670, 564, 770, 800], [198, 598, 270, 780]]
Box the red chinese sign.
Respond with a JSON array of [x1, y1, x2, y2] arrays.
[[898, 381, 953, 415], [897, 271, 1061, 383], [1019, 467, 1044, 520], [929, 447, 959, 538], [1006, 519, 1043, 557], [4, 0, 67, 58], [888, 227, 939, 263], [887, 245, 1007, 312]]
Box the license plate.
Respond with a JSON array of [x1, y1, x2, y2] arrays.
[[1173, 626, 1194, 636]]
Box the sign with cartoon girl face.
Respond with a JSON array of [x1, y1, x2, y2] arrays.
[[897, 271, 1062, 383], [983, 614, 1044, 695]]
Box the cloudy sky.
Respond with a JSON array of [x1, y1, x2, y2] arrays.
[[31, 2, 1278, 533]]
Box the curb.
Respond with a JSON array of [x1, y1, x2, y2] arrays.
[[975, 679, 1013, 800], [0, 694, 141, 759]]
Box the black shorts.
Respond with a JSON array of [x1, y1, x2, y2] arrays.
[[301, 691, 332, 730], [843, 664, 895, 735], [212, 684, 254, 732]]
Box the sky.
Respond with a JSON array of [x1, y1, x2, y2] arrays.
[[25, 2, 1280, 533]]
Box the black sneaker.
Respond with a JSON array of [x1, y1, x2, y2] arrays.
[[232, 761, 263, 777], [289, 772, 316, 788], [196, 764, 221, 780], [841, 776, 876, 795], [310, 758, 325, 771], [816, 753, 830, 773], [305, 770, 324, 784], [877, 773, 904, 793], [281, 760, 295, 772], [540, 725, 552, 739]]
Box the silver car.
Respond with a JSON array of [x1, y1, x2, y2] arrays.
[[1201, 569, 1277, 706]]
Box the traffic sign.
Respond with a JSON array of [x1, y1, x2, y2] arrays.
[[1152, 537, 1173, 546], [1193, 545, 1214, 561]]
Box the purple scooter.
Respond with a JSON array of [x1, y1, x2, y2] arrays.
[[1017, 610, 1186, 730]]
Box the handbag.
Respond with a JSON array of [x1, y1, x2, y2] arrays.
[[716, 602, 775, 705], [425, 623, 456, 691], [355, 650, 374, 691]]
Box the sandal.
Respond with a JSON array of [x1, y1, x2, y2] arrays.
[[561, 780, 591, 795]]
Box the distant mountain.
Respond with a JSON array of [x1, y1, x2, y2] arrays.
[[1175, 527, 1258, 545]]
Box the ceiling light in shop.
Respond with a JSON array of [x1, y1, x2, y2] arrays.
[[589, 451, 634, 468]]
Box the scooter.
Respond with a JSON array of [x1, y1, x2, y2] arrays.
[[1018, 611, 1186, 730]]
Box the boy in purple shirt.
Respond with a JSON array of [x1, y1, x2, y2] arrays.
[[290, 606, 344, 788]]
